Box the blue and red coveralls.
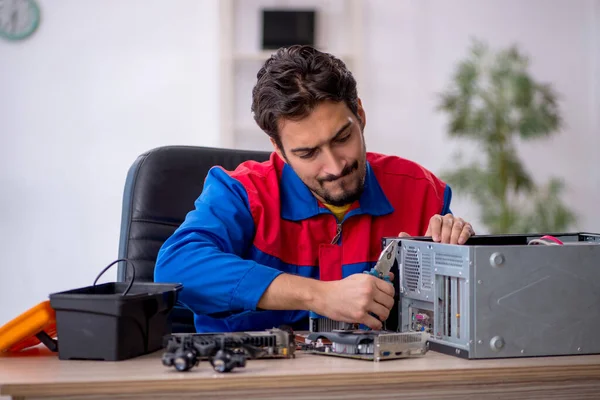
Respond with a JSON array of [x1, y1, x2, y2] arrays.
[[154, 152, 452, 332]]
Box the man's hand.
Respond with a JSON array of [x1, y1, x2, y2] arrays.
[[257, 272, 394, 330], [399, 214, 475, 245], [311, 274, 395, 330]]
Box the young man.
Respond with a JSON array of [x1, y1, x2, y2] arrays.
[[155, 45, 474, 333]]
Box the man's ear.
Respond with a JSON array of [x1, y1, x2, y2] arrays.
[[357, 98, 366, 131], [270, 137, 287, 163]]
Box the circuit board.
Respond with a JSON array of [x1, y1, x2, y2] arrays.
[[165, 328, 296, 360], [300, 330, 429, 361], [162, 328, 296, 372]]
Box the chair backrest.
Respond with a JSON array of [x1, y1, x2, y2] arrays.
[[117, 145, 272, 282]]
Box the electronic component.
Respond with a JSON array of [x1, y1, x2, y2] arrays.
[[309, 318, 354, 333], [309, 242, 397, 333], [411, 310, 433, 334], [302, 329, 429, 361], [383, 232, 600, 359], [162, 328, 295, 372]]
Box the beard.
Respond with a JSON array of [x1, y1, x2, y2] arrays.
[[310, 159, 367, 206], [283, 128, 368, 207]]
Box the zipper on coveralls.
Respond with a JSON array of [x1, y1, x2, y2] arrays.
[[331, 222, 342, 245]]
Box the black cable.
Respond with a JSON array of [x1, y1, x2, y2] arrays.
[[93, 258, 136, 296]]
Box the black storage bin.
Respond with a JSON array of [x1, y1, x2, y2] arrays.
[[49, 282, 182, 361]]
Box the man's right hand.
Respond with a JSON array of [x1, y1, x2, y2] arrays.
[[312, 273, 395, 330]]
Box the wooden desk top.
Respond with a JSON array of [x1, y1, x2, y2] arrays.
[[2, 345, 600, 399]]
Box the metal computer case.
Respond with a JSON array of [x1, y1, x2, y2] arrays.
[[382, 232, 600, 359]]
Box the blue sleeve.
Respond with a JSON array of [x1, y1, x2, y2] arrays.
[[154, 167, 283, 316], [441, 184, 453, 215]]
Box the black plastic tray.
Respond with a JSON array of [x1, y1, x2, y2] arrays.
[[49, 281, 182, 361]]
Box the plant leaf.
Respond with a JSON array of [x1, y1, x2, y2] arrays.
[[437, 39, 573, 234]]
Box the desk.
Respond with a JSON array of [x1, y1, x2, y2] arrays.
[[2, 346, 600, 400]]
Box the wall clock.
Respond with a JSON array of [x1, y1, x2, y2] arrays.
[[0, 0, 40, 41]]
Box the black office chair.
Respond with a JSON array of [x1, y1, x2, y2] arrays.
[[117, 145, 271, 332]]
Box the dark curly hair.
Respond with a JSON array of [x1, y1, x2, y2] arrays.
[[251, 45, 359, 151]]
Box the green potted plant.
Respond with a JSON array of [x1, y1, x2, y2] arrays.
[[438, 40, 576, 234]]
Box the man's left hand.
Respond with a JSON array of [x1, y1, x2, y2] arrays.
[[399, 214, 474, 245]]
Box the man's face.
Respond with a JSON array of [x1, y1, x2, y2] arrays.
[[273, 100, 367, 207]]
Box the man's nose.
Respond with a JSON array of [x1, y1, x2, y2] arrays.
[[322, 150, 345, 178]]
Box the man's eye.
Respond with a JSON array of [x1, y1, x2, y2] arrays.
[[335, 133, 351, 143], [299, 151, 316, 159]]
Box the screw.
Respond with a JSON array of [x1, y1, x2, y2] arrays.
[[425, 296, 429, 299], [459, 271, 462, 275], [578, 347, 582, 352], [521, 349, 525, 354], [490, 336, 505, 351], [455, 349, 461, 355], [469, 340, 474, 344], [477, 340, 483, 344], [477, 280, 482, 284], [434, 268, 438, 272], [489, 252, 505, 267]]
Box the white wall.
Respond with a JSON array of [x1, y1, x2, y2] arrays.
[[361, 0, 600, 233], [228, 0, 360, 151], [226, 0, 600, 234], [0, 0, 220, 325], [1, 0, 598, 327]]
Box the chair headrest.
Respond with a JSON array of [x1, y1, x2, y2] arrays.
[[118, 145, 272, 282]]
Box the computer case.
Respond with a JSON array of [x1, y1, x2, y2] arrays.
[[383, 232, 600, 359]]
